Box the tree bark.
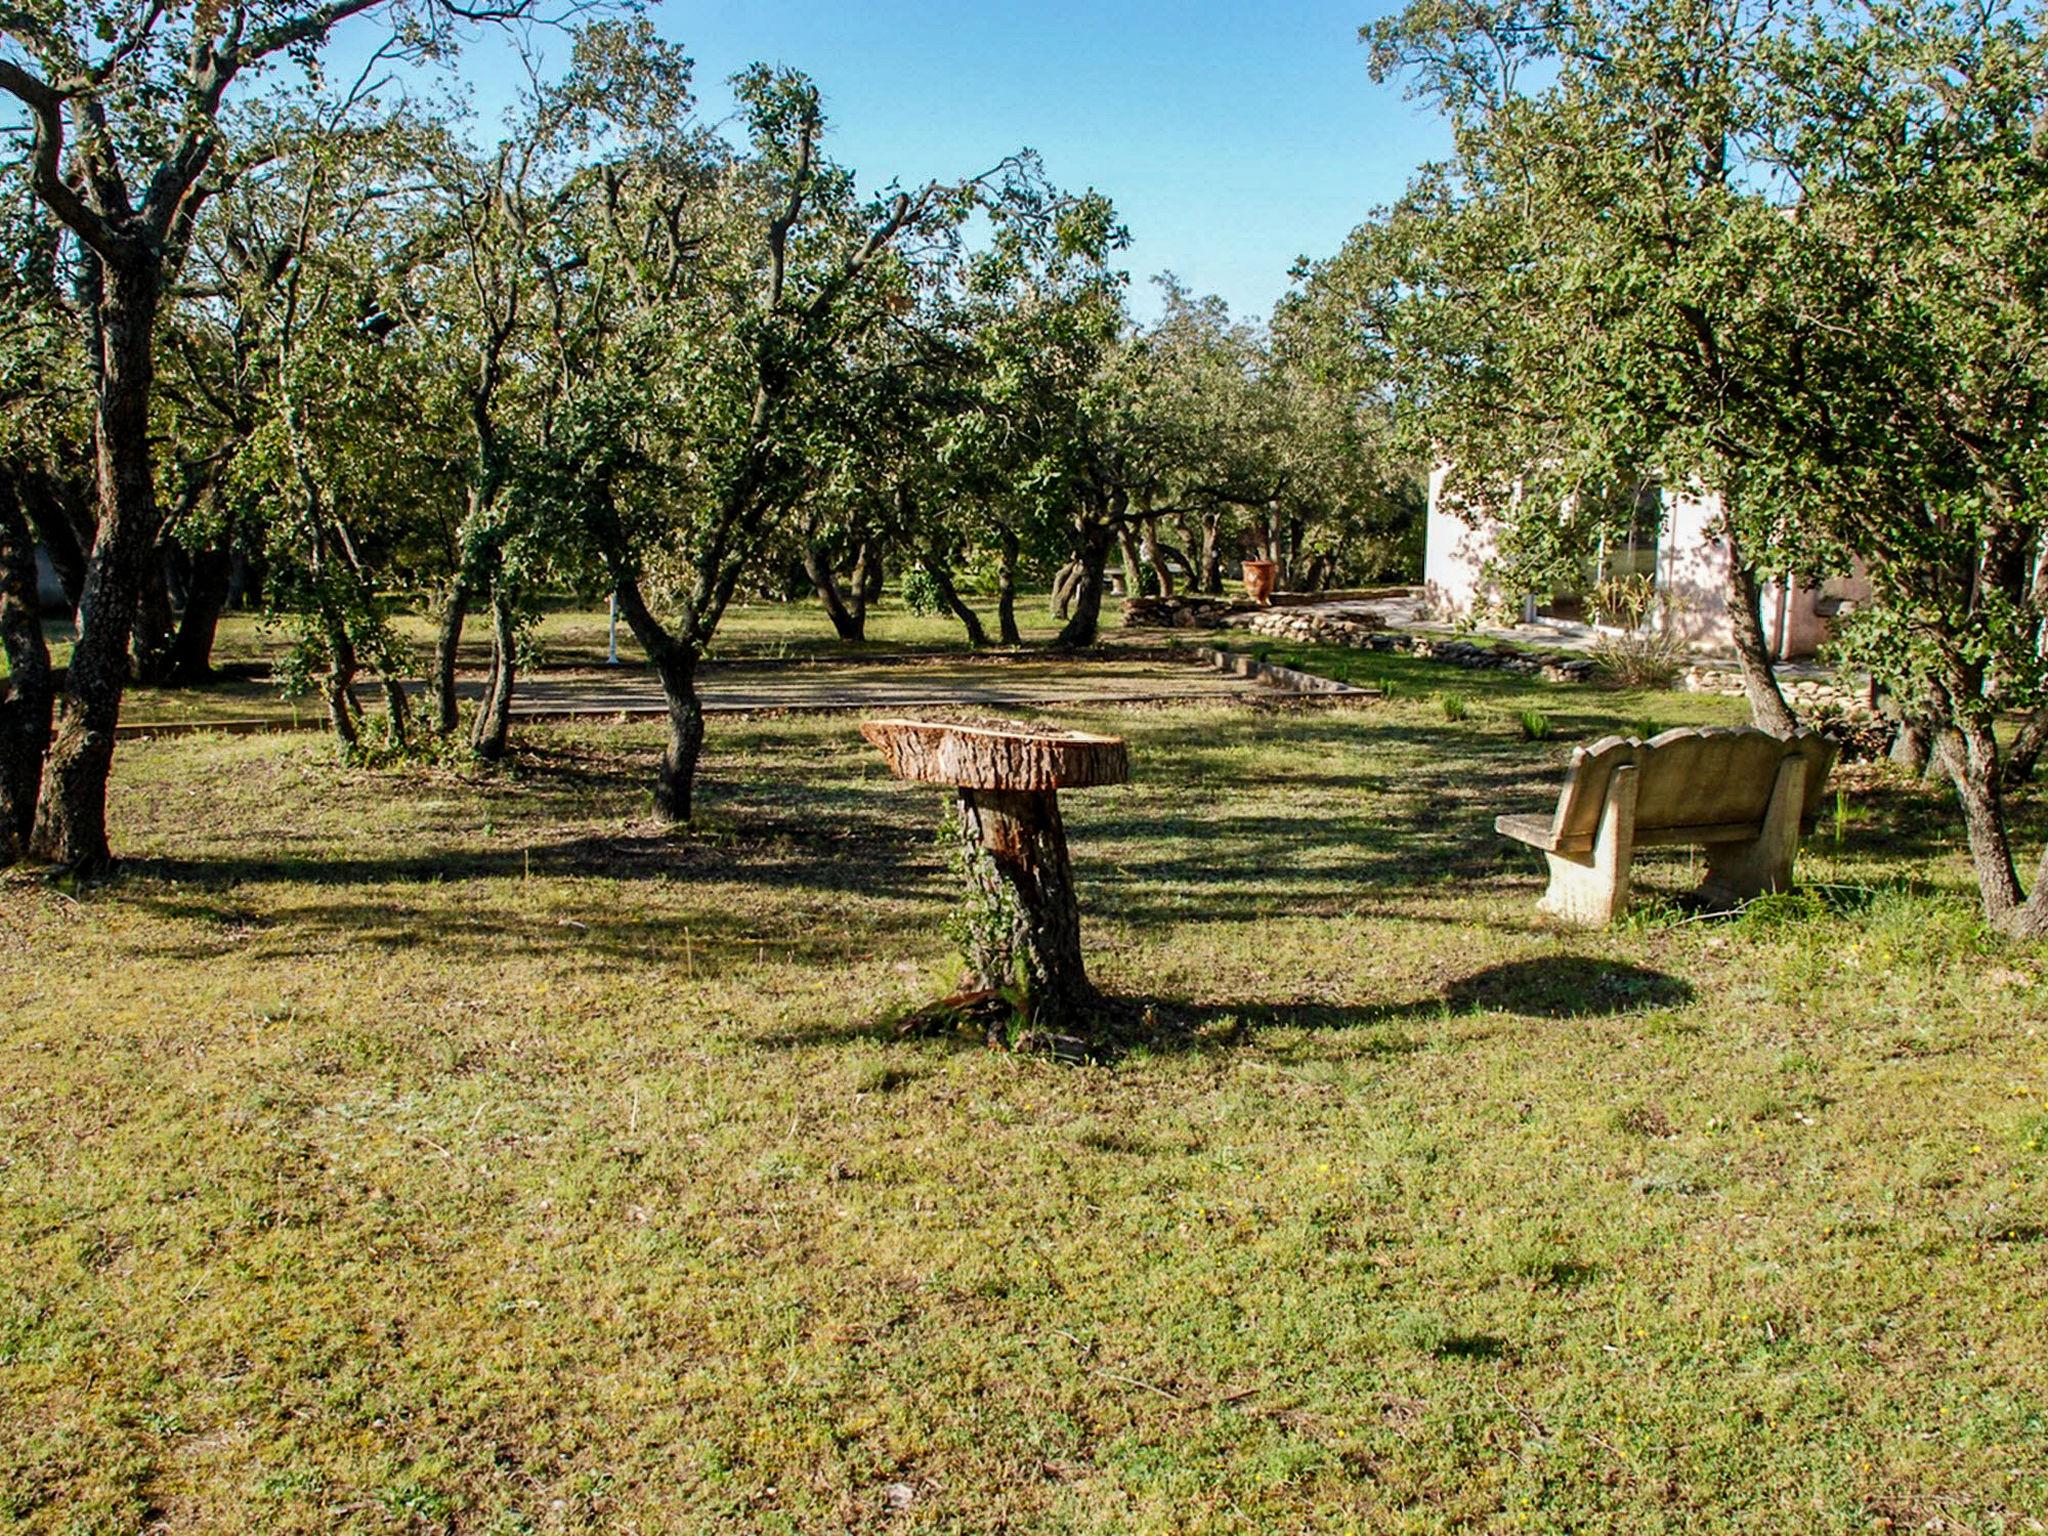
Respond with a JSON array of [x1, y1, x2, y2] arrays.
[[0, 478, 56, 863], [804, 541, 867, 642], [649, 642, 705, 822], [997, 527, 1022, 646], [130, 546, 177, 685], [1140, 517, 1174, 597], [1936, 715, 2048, 936], [18, 465, 93, 611], [1891, 718, 1932, 774], [320, 609, 362, 751], [1721, 534, 1799, 738], [955, 786, 1095, 1030], [921, 546, 988, 647], [470, 590, 516, 761], [167, 538, 233, 684], [1056, 518, 1113, 649], [31, 263, 164, 871], [1199, 511, 1223, 594], [431, 572, 469, 735], [2001, 710, 2048, 790], [1049, 560, 1080, 618], [1117, 522, 1145, 599], [378, 669, 412, 750]]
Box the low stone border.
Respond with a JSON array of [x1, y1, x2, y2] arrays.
[[1680, 665, 1873, 718], [1234, 609, 1902, 761], [1210, 648, 1378, 697], [1243, 608, 1599, 683]]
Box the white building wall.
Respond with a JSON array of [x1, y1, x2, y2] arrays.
[[1421, 465, 1505, 621], [1422, 474, 1871, 660]]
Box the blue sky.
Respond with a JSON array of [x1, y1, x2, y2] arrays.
[[436, 1, 1449, 325]]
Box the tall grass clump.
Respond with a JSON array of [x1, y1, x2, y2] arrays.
[[1589, 575, 1689, 690]]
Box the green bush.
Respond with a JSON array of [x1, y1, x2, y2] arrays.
[[901, 563, 945, 616]]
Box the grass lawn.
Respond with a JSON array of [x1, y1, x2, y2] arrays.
[[18, 593, 1124, 677], [4, 658, 2046, 1532], [9, 595, 1143, 729]]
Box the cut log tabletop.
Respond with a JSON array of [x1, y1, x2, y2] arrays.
[[858, 718, 1129, 791], [862, 718, 1128, 1040]]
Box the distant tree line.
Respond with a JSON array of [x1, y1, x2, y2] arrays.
[[0, 3, 1415, 870]]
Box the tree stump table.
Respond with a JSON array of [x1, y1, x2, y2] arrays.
[[861, 718, 1128, 1035]]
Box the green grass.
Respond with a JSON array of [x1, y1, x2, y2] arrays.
[[4, 673, 2047, 1532], [17, 591, 1119, 680], [13, 594, 1141, 728]]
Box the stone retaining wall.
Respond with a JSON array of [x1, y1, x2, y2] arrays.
[[1239, 606, 1894, 759], [1243, 608, 1597, 682]]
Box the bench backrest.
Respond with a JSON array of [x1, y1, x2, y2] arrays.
[[1548, 727, 1836, 850]]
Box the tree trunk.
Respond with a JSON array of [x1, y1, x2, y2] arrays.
[[1891, 718, 1932, 774], [804, 542, 867, 643], [1141, 517, 1174, 597], [167, 539, 233, 684], [470, 590, 516, 761], [0, 478, 56, 863], [922, 546, 988, 647], [860, 546, 885, 605], [1050, 561, 1080, 619], [432, 572, 469, 735], [1721, 535, 1799, 738], [1056, 520, 1113, 649], [19, 465, 92, 611], [379, 670, 412, 750], [997, 528, 1022, 646], [130, 545, 176, 685], [2001, 710, 2048, 790], [955, 786, 1095, 1030], [320, 613, 362, 751], [1936, 715, 2048, 936], [649, 643, 705, 822], [1117, 523, 1144, 599], [31, 263, 163, 871], [1156, 540, 1194, 587]]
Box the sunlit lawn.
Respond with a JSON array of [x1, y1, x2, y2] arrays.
[[4, 656, 2045, 1532], [12, 594, 1145, 727], [20, 591, 1125, 676]]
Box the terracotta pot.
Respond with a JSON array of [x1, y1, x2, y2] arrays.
[[1241, 559, 1280, 605]]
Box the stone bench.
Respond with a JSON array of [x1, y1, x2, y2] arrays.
[[1495, 727, 1837, 925]]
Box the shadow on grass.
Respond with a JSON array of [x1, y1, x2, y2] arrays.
[[768, 956, 1695, 1060], [88, 702, 1990, 994]]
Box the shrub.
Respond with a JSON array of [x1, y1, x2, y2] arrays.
[[1589, 574, 1689, 689], [1518, 708, 1552, 742], [901, 563, 945, 616]]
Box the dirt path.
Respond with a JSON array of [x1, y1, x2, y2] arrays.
[[117, 652, 1264, 735], [505, 654, 1258, 716]]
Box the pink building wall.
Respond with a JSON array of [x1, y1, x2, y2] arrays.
[[1655, 490, 1871, 659], [1423, 472, 1872, 660]]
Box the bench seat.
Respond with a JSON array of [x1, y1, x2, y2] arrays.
[[1495, 726, 1836, 925], [1497, 814, 1794, 855]]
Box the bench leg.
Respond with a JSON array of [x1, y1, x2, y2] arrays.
[[1700, 759, 1808, 907], [1537, 765, 1638, 926]]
